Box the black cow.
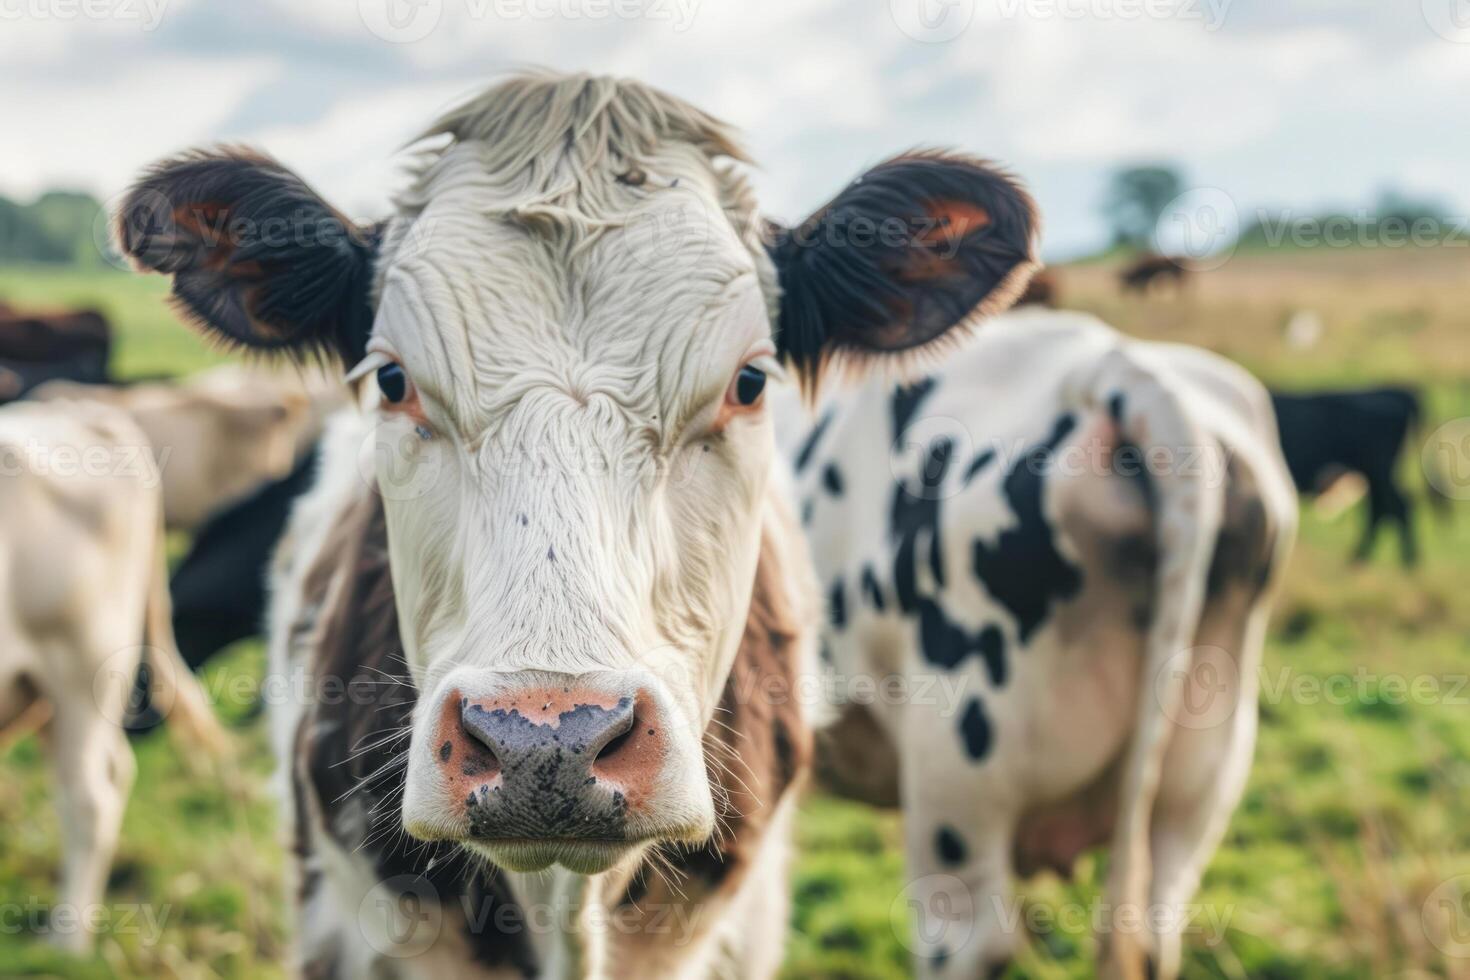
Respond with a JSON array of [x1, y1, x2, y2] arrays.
[[127, 442, 321, 731], [0, 308, 112, 403], [1270, 386, 1447, 566]]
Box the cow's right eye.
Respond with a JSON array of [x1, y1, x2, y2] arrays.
[[734, 365, 767, 406], [377, 363, 409, 403]]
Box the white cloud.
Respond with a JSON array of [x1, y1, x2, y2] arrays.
[[960, 19, 1360, 162], [1, 0, 1466, 259], [0, 0, 198, 65], [0, 53, 277, 199], [242, 79, 487, 216]]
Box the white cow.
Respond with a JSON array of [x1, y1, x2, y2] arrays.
[[0, 398, 226, 951], [33, 364, 343, 529], [114, 71, 1041, 977], [790, 308, 1297, 980]]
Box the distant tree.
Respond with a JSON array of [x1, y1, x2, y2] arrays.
[[0, 190, 106, 266], [1373, 188, 1448, 225], [31, 191, 107, 265], [1101, 165, 1185, 251], [0, 196, 69, 263]]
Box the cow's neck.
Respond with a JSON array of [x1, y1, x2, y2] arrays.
[[296, 487, 811, 976]]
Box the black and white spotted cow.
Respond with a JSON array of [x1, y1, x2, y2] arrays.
[[789, 308, 1297, 980]]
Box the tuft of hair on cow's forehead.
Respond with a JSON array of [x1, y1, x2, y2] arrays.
[[382, 72, 765, 247], [369, 71, 779, 433]]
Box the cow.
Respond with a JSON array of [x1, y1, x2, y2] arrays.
[[33, 364, 342, 529], [1015, 267, 1059, 307], [171, 440, 322, 671], [1119, 254, 1190, 295], [0, 308, 111, 403], [114, 71, 1041, 977], [1269, 386, 1445, 567], [787, 307, 1296, 979], [0, 398, 226, 951], [120, 441, 323, 734]]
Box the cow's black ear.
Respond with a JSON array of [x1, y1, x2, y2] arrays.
[[768, 151, 1039, 384], [115, 147, 378, 364]]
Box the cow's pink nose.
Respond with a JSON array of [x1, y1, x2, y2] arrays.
[[433, 675, 665, 841]]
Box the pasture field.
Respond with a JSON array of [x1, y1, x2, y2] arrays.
[[2, 251, 1469, 979]]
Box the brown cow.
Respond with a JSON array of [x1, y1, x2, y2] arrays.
[[1118, 254, 1190, 295], [0, 308, 112, 402], [1016, 267, 1060, 307]]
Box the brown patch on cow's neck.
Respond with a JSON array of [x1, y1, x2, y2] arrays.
[[294, 491, 538, 977], [616, 523, 813, 911], [292, 490, 810, 973]]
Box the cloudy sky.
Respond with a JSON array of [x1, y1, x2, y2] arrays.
[[2, 0, 1465, 257]]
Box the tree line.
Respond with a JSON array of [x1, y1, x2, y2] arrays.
[[0, 191, 109, 266]]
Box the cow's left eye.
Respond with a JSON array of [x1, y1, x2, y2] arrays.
[[377, 363, 410, 403], [732, 365, 767, 407]]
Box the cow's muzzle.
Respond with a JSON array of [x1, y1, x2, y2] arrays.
[[404, 668, 709, 873]]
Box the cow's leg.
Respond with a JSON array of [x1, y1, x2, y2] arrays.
[[1352, 482, 1385, 563], [899, 735, 1020, 979], [1382, 474, 1417, 567], [47, 703, 135, 952], [1137, 600, 1267, 980], [0, 674, 46, 748]]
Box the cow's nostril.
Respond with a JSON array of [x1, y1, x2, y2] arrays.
[[595, 721, 635, 765], [588, 697, 637, 762], [456, 703, 505, 772]]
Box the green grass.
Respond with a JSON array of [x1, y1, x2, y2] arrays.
[[3, 255, 1470, 978]]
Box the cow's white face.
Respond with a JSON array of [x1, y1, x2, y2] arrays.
[[365, 142, 778, 870], [117, 71, 1038, 877]]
